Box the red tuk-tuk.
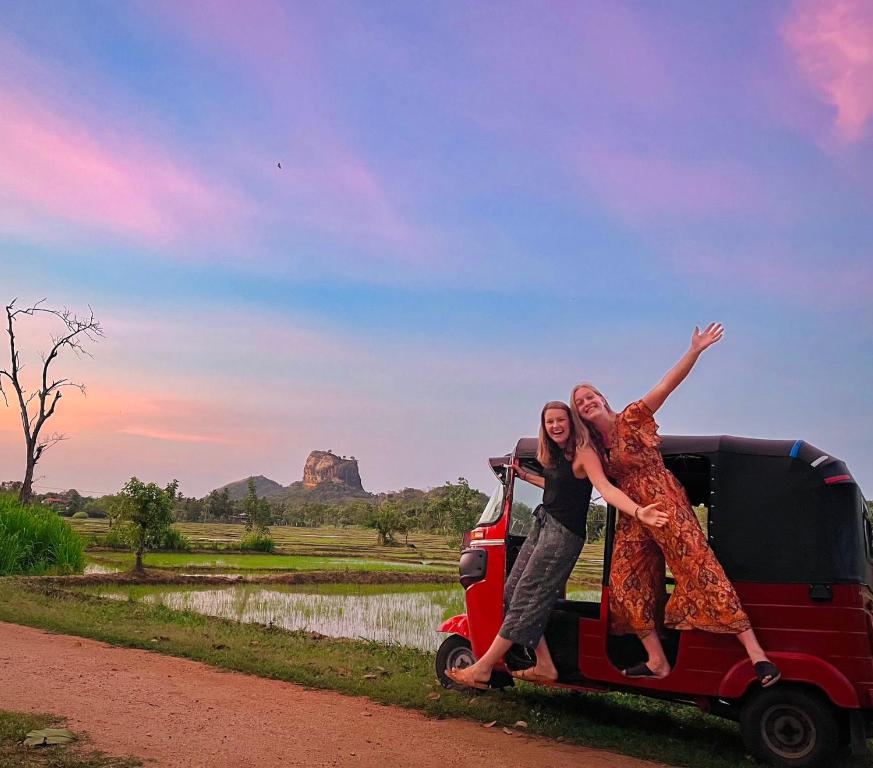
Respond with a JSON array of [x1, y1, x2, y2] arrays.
[[436, 435, 873, 767]]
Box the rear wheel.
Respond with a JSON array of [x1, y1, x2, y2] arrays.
[[740, 687, 841, 767], [435, 634, 475, 688]]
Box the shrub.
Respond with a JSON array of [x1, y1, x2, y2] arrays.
[[157, 526, 191, 551], [71, 510, 89, 519], [240, 532, 275, 553], [92, 527, 128, 549], [0, 493, 85, 575]]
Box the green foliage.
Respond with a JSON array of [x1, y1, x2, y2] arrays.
[[109, 477, 179, 570], [0, 493, 85, 575], [240, 532, 276, 552], [204, 487, 233, 522], [157, 526, 191, 551], [427, 478, 484, 544], [587, 503, 607, 541], [71, 510, 89, 519], [92, 526, 128, 549], [66, 488, 84, 517], [365, 501, 407, 545], [243, 477, 272, 533]]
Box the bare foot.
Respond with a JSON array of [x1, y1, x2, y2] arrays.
[[511, 667, 558, 684], [446, 667, 490, 690]]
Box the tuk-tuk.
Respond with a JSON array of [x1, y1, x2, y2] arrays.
[[436, 435, 873, 768]]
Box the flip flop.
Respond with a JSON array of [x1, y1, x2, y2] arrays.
[[622, 662, 669, 679], [510, 668, 558, 684], [754, 660, 781, 688], [445, 668, 489, 690]]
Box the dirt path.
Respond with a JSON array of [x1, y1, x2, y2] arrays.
[[0, 622, 667, 768]]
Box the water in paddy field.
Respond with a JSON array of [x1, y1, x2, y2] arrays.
[[90, 585, 601, 651]]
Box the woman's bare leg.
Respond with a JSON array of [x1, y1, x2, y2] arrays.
[[522, 636, 558, 680], [636, 632, 671, 677], [448, 634, 512, 686], [737, 628, 769, 663]]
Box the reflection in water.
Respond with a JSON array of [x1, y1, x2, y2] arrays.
[[90, 585, 603, 651], [140, 586, 464, 651], [84, 563, 120, 574]]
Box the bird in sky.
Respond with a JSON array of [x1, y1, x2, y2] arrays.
[[277, 162, 282, 169]]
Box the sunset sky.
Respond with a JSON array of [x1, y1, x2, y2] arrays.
[[1, 1, 871, 499]]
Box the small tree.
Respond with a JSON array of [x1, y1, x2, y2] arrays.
[[428, 477, 483, 544], [66, 489, 84, 517], [366, 501, 404, 545], [0, 299, 103, 503], [110, 477, 179, 571], [242, 477, 272, 533]]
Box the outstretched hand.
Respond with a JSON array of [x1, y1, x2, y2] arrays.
[[638, 503, 668, 528], [691, 322, 724, 354]]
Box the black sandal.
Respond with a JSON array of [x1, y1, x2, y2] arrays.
[[755, 660, 781, 688], [623, 663, 667, 679]]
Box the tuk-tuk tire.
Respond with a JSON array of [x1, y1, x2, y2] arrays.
[[436, 634, 476, 688], [739, 686, 842, 768]]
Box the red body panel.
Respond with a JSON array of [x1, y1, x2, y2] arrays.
[[457, 531, 873, 709], [438, 614, 469, 637]]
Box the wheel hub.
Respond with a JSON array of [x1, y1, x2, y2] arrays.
[[762, 705, 816, 759]]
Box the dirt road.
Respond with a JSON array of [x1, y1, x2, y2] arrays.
[[0, 621, 666, 768]]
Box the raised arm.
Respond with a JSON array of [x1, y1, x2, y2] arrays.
[[642, 323, 724, 414], [573, 447, 667, 528]]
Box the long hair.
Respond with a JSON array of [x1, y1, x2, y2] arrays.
[[537, 401, 576, 468], [569, 382, 614, 456]]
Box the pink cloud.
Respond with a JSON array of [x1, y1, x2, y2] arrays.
[[573, 142, 762, 224], [782, 0, 873, 143], [0, 85, 248, 247], [118, 426, 232, 445]]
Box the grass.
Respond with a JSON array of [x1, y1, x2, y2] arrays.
[[0, 579, 803, 768], [0, 495, 85, 576], [0, 710, 139, 768], [86, 551, 454, 572]]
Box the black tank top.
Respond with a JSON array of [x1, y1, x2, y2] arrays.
[[542, 454, 592, 539]]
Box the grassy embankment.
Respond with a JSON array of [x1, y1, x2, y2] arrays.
[[0, 709, 139, 768], [0, 579, 800, 768]]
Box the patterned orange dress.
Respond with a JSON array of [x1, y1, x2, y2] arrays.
[[605, 400, 750, 636]]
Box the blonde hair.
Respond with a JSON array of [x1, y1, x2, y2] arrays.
[[537, 401, 576, 468], [569, 382, 614, 454]]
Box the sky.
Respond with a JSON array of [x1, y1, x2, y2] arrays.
[[0, 0, 871, 499]]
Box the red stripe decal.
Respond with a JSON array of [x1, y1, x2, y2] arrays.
[[824, 474, 852, 484]]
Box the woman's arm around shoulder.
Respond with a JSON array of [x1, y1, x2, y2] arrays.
[[642, 323, 724, 414], [573, 446, 667, 528]]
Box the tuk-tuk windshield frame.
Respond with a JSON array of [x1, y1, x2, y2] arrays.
[[475, 482, 505, 527]]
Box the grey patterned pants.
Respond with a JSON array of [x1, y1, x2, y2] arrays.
[[498, 508, 585, 649]]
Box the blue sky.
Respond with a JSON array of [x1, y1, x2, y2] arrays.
[[0, 0, 871, 498]]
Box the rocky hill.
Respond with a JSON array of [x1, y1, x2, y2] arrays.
[[217, 475, 285, 501], [209, 451, 368, 502], [303, 451, 363, 491]]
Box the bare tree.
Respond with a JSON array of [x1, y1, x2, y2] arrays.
[[0, 299, 103, 504]]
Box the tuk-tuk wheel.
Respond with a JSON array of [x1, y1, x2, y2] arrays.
[[436, 634, 475, 688], [740, 687, 841, 768]]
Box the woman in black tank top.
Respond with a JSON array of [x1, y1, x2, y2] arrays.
[[447, 402, 667, 690]]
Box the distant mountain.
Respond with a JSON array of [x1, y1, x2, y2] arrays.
[[217, 475, 284, 501], [209, 450, 368, 503]]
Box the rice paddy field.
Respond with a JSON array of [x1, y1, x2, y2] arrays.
[[70, 519, 608, 588]]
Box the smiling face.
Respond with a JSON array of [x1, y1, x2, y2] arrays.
[[573, 385, 608, 421], [543, 407, 571, 448]]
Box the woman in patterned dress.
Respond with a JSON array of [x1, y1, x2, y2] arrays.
[[571, 323, 780, 686]]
